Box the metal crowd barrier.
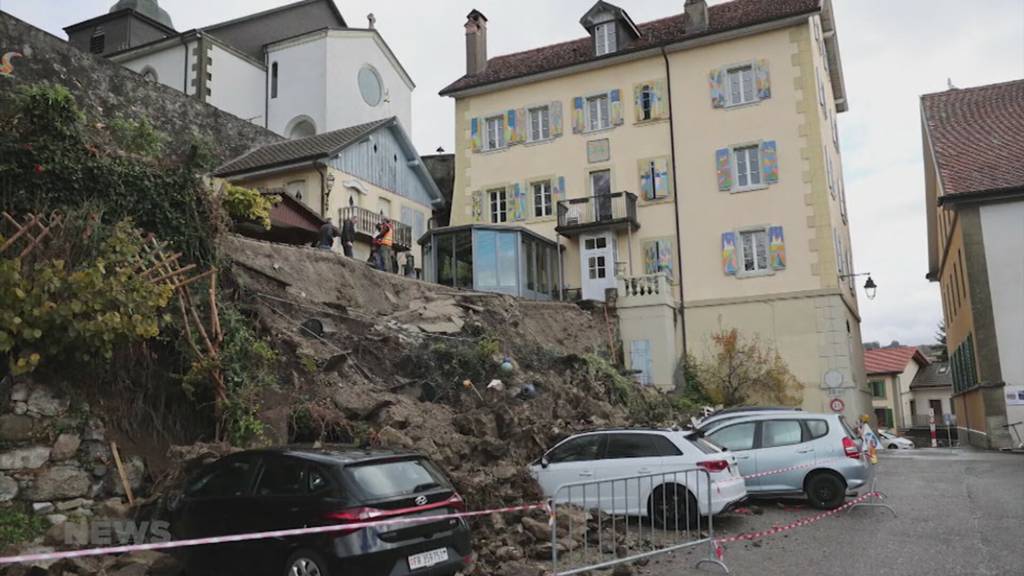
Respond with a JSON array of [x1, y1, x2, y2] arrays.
[[550, 467, 729, 575]]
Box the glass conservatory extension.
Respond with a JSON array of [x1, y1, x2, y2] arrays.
[[420, 225, 562, 300]]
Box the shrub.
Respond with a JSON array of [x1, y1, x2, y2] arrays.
[[221, 183, 277, 231]]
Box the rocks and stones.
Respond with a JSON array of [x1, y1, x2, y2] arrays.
[[55, 498, 93, 512], [25, 386, 70, 418], [83, 417, 107, 442], [375, 426, 414, 449], [32, 502, 55, 514], [51, 433, 81, 461], [12, 401, 27, 415], [24, 466, 92, 501], [91, 464, 108, 478], [0, 414, 36, 442], [0, 446, 51, 470], [10, 382, 29, 402], [98, 497, 131, 519], [0, 474, 18, 502], [80, 441, 112, 464], [104, 456, 145, 496], [44, 513, 67, 526], [331, 387, 394, 420]]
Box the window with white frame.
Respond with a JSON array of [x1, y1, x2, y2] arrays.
[[726, 65, 756, 106], [528, 106, 551, 142], [489, 188, 508, 223], [734, 145, 762, 190], [586, 94, 611, 131], [485, 115, 505, 150], [595, 22, 617, 56], [533, 180, 552, 218], [639, 85, 654, 121], [739, 229, 770, 273]]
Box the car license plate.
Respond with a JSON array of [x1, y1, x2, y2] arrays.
[[408, 548, 449, 570]]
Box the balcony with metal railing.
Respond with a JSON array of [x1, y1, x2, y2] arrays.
[[339, 205, 413, 252], [556, 191, 640, 236]]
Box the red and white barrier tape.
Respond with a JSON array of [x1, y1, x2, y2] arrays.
[[713, 491, 881, 560], [740, 457, 849, 481], [0, 502, 549, 566]]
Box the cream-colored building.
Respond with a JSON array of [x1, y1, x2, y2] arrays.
[[438, 0, 871, 418], [215, 117, 443, 273]]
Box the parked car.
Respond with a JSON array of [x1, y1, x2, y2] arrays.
[[878, 429, 915, 449], [529, 428, 747, 526], [698, 413, 869, 509], [169, 448, 472, 576]]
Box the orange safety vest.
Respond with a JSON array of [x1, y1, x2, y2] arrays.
[[378, 222, 393, 247]]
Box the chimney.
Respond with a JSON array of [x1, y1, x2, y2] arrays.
[[684, 0, 708, 34], [465, 9, 488, 76]]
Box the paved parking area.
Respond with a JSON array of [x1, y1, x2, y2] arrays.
[[643, 448, 1024, 576]]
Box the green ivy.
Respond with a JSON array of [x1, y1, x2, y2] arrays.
[[109, 115, 166, 157], [0, 506, 48, 546]]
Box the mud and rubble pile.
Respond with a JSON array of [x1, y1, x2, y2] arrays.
[[220, 236, 677, 575]]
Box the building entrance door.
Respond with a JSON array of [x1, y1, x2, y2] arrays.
[[580, 232, 616, 301]]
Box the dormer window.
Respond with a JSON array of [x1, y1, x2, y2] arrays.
[[595, 22, 617, 55], [580, 2, 640, 58]]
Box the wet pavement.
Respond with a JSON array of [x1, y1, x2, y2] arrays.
[[642, 448, 1024, 576]]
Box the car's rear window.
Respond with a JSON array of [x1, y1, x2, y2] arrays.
[[838, 416, 857, 439], [345, 458, 451, 500]]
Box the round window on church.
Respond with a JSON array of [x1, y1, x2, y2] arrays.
[[358, 65, 383, 107]]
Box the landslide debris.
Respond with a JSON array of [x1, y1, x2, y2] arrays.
[[218, 236, 679, 574]]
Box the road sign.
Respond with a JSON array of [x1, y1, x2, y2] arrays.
[[829, 398, 845, 413]]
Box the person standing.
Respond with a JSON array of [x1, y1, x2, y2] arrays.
[[374, 217, 394, 272], [859, 414, 880, 465], [318, 217, 339, 251], [340, 215, 357, 258]]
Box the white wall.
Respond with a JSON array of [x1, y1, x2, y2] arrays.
[[118, 41, 192, 95], [267, 35, 327, 137], [980, 200, 1024, 428], [323, 30, 413, 133], [208, 45, 266, 126]]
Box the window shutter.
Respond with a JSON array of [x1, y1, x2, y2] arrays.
[[550, 101, 563, 137], [630, 340, 653, 386], [638, 159, 654, 199], [470, 118, 482, 152], [643, 239, 673, 276], [573, 97, 585, 134], [769, 226, 786, 270], [709, 68, 727, 108], [471, 191, 484, 222], [633, 83, 646, 123], [512, 182, 526, 221], [715, 148, 733, 191], [652, 79, 669, 119], [609, 89, 623, 126], [760, 140, 779, 184], [721, 232, 738, 275], [755, 59, 771, 100], [554, 176, 566, 203], [505, 110, 517, 146]]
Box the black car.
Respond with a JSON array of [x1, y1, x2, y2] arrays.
[[170, 448, 473, 576]]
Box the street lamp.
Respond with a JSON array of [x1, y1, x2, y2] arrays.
[[325, 173, 336, 194], [839, 272, 878, 300]]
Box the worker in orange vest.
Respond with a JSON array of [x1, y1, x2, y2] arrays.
[[373, 217, 394, 272]]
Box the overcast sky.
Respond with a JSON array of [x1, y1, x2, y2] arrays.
[[3, 0, 1023, 346]]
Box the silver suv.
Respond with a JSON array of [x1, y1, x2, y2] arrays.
[[699, 412, 869, 509]]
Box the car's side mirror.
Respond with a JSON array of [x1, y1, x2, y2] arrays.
[[540, 456, 550, 469]]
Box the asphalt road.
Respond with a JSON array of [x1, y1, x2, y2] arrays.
[[641, 448, 1024, 576]]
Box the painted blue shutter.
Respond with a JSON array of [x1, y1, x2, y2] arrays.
[[550, 101, 564, 137], [573, 97, 585, 134], [716, 148, 733, 191], [760, 140, 779, 184], [470, 118, 482, 152], [610, 89, 623, 126], [512, 183, 526, 221], [709, 68, 726, 108]]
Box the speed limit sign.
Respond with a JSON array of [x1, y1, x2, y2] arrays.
[[829, 398, 845, 413]]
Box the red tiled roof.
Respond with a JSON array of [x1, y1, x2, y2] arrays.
[[440, 0, 821, 95], [864, 347, 928, 376], [922, 79, 1024, 198]]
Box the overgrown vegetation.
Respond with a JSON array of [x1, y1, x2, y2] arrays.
[[694, 328, 802, 406], [221, 183, 278, 231], [0, 214, 174, 375], [0, 82, 278, 446], [0, 506, 48, 546]]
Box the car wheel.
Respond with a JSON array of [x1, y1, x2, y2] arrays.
[[648, 484, 699, 529], [285, 549, 331, 576], [805, 472, 846, 510], [888, 443, 898, 449]]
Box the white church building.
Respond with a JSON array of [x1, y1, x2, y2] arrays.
[[64, 0, 414, 139]]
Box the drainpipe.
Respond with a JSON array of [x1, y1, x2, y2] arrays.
[[662, 47, 688, 366], [180, 35, 189, 93]]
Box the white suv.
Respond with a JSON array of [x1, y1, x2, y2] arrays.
[[530, 429, 747, 525]]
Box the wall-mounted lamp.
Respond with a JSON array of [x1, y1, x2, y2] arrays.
[[839, 272, 878, 300]]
